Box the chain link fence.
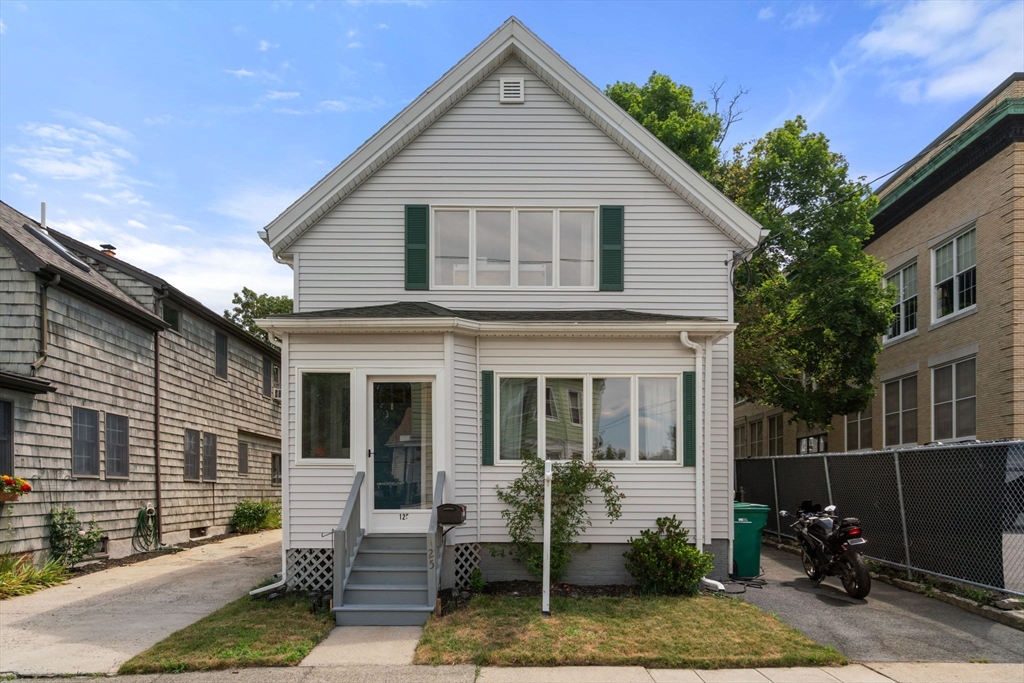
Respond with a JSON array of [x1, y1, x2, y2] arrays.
[[736, 440, 1024, 597]]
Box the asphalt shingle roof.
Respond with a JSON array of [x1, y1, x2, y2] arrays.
[[272, 302, 710, 323]]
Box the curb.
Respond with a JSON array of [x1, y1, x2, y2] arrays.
[[762, 539, 1024, 631]]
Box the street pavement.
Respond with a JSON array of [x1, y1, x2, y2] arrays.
[[738, 545, 1024, 663], [0, 529, 281, 676]]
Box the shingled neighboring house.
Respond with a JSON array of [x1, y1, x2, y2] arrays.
[[0, 200, 281, 559]]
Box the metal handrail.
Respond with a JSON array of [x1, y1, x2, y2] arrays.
[[426, 470, 445, 609], [333, 471, 365, 609]]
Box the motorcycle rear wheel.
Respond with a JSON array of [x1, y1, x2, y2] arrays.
[[801, 548, 824, 581], [839, 551, 871, 599]]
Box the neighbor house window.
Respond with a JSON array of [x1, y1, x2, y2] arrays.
[[884, 375, 918, 447], [184, 429, 200, 480], [72, 407, 99, 476], [0, 401, 12, 476], [163, 304, 181, 332], [301, 373, 351, 459], [215, 332, 228, 379], [748, 421, 764, 458], [238, 441, 248, 474], [798, 434, 827, 454], [734, 425, 747, 459], [886, 262, 917, 339], [567, 389, 582, 426], [933, 358, 976, 440], [271, 453, 281, 485], [262, 358, 273, 397], [846, 410, 872, 451], [933, 228, 976, 320], [768, 415, 784, 456], [433, 208, 597, 289], [544, 387, 558, 421], [202, 432, 217, 481], [105, 414, 129, 478]]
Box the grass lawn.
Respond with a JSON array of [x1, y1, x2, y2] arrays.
[[414, 594, 846, 669], [119, 591, 334, 674]]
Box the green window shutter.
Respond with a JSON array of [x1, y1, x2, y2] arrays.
[[405, 205, 429, 290], [683, 371, 696, 467], [481, 371, 494, 466], [599, 205, 624, 291]]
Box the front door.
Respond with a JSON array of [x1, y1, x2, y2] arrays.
[[368, 379, 435, 533]]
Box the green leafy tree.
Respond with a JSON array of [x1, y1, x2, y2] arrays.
[[606, 76, 894, 428], [223, 287, 292, 344]]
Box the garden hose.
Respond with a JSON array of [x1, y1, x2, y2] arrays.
[[132, 505, 160, 554]]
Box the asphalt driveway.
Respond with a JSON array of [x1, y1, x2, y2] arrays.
[[739, 545, 1023, 663], [0, 529, 281, 676]]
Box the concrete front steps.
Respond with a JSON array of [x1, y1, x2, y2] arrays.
[[333, 533, 435, 626]]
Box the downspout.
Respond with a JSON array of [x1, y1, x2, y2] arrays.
[[31, 274, 60, 374], [679, 332, 704, 551], [153, 288, 169, 542]]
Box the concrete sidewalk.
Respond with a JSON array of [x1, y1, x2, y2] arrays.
[[22, 663, 1024, 682], [0, 529, 281, 676]]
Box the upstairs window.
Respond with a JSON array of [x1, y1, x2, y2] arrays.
[[933, 228, 976, 320], [885, 262, 917, 340], [433, 208, 597, 289], [163, 304, 181, 332], [215, 332, 228, 379]]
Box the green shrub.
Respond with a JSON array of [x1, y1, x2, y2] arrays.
[[0, 553, 67, 599], [230, 499, 280, 534], [49, 506, 104, 568], [468, 567, 486, 592], [624, 515, 715, 595], [493, 458, 623, 581]]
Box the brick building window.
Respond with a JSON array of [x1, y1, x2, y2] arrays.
[[734, 424, 747, 458], [184, 429, 200, 480], [797, 434, 827, 454], [72, 407, 100, 476], [846, 410, 872, 451], [768, 415, 784, 456], [749, 421, 764, 457], [933, 358, 976, 440], [933, 228, 976, 320], [884, 375, 917, 447], [885, 262, 917, 339], [0, 401, 12, 475], [105, 414, 129, 478]]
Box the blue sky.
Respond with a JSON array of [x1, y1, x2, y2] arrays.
[[1, 0, 1022, 313]]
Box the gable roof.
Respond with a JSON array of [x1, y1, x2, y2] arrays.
[[261, 16, 762, 255], [0, 201, 168, 332]]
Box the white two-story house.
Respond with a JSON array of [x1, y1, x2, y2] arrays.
[[258, 17, 762, 625]]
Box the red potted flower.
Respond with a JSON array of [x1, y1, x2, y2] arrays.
[[1, 475, 32, 502]]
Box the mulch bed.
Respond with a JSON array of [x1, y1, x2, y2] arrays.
[[71, 532, 247, 576]]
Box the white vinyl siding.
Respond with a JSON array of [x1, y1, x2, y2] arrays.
[[288, 58, 734, 316]]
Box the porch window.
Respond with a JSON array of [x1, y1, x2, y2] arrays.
[[301, 373, 351, 459], [499, 378, 538, 460], [638, 377, 677, 461], [592, 378, 630, 461], [546, 378, 584, 460]]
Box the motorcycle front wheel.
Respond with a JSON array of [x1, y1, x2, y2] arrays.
[[801, 547, 824, 581], [838, 551, 871, 599]]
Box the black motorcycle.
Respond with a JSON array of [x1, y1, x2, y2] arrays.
[[779, 500, 871, 599]]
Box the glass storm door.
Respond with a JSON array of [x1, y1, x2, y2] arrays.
[[369, 379, 434, 532]]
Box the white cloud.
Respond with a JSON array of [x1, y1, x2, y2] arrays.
[[83, 192, 114, 204], [757, 7, 774, 21], [346, 29, 358, 38], [111, 189, 150, 206], [856, 1, 1023, 102], [346, 41, 363, 49], [126, 219, 148, 229], [784, 3, 823, 29], [318, 96, 385, 112], [257, 39, 278, 51], [211, 187, 305, 227], [264, 90, 301, 100], [9, 173, 28, 182], [225, 68, 256, 77], [83, 118, 132, 141], [273, 107, 312, 115], [375, 23, 389, 29], [144, 114, 174, 125], [0, 19, 7, 34]]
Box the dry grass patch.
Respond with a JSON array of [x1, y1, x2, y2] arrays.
[[415, 594, 845, 669], [119, 591, 334, 674]]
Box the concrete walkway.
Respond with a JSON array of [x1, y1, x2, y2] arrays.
[[0, 529, 281, 676], [23, 663, 1024, 682]]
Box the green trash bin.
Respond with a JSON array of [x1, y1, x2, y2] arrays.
[[733, 502, 770, 579]]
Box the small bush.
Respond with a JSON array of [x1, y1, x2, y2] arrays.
[[624, 515, 715, 595], [231, 499, 280, 534], [468, 568, 486, 592], [0, 553, 67, 599], [49, 506, 104, 568]]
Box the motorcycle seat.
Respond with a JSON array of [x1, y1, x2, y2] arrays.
[[840, 517, 861, 527]]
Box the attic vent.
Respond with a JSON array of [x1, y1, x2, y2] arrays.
[[499, 78, 525, 103]]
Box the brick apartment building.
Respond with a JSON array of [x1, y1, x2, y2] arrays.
[[734, 72, 1024, 457]]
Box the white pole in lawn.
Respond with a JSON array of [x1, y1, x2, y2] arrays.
[[542, 459, 552, 617]]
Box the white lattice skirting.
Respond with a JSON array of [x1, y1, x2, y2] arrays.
[[287, 548, 333, 592], [453, 543, 481, 589]]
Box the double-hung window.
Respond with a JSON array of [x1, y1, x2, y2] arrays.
[[238, 441, 249, 475], [885, 263, 917, 340], [184, 429, 200, 480], [845, 410, 872, 451], [497, 375, 680, 463], [749, 421, 764, 457], [768, 415, 784, 456], [433, 208, 597, 289], [798, 434, 827, 454], [734, 424, 747, 459], [202, 432, 217, 481], [105, 414, 129, 478], [933, 228, 976, 320], [72, 408, 99, 476], [215, 332, 228, 379], [933, 358, 976, 440], [883, 375, 917, 447]]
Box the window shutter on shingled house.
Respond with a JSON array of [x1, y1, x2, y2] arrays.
[[405, 205, 429, 290], [599, 205, 624, 291], [481, 370, 494, 466], [683, 370, 696, 467]]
